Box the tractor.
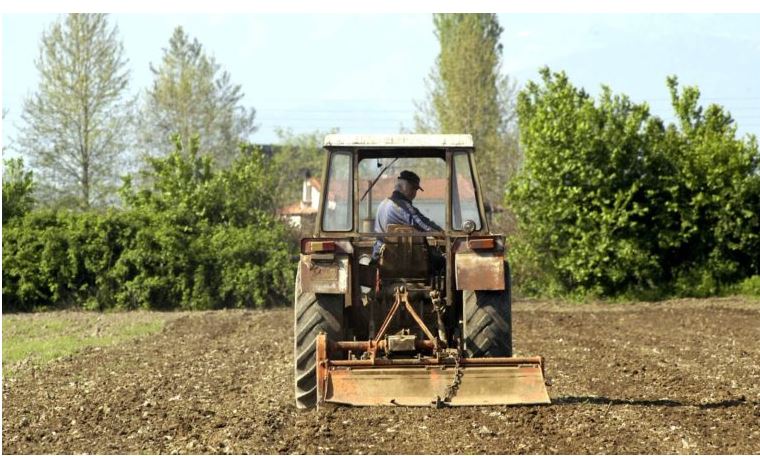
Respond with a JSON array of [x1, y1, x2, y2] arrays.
[[294, 134, 550, 408]]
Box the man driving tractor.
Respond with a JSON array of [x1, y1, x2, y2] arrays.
[[371, 170, 443, 263], [375, 170, 442, 233]]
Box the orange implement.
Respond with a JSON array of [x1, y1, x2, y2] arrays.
[[315, 334, 551, 407]]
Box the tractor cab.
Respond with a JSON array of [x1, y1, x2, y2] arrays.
[[294, 134, 550, 408], [319, 136, 483, 235]]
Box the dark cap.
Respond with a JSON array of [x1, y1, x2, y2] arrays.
[[398, 170, 423, 191]]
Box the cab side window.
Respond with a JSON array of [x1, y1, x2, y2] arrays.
[[322, 152, 353, 231], [452, 151, 482, 231]]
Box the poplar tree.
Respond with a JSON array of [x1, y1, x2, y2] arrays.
[[18, 14, 133, 209], [138, 26, 257, 167], [415, 14, 518, 222]]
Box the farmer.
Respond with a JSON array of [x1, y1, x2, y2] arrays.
[[371, 170, 442, 263]]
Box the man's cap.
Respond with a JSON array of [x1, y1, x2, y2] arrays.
[[398, 170, 423, 191]]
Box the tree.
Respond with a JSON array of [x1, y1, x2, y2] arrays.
[[659, 76, 760, 294], [118, 137, 293, 309], [2, 158, 35, 224], [2, 108, 10, 152], [138, 26, 257, 167], [509, 69, 663, 296], [17, 14, 133, 210], [415, 14, 519, 222], [508, 68, 760, 297], [270, 127, 337, 207]]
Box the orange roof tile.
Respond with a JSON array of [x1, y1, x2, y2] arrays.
[[308, 177, 322, 191], [278, 201, 318, 216]]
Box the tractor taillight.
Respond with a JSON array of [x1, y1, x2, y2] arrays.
[[468, 238, 495, 250], [306, 240, 336, 254]]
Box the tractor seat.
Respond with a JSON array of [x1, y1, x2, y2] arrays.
[[379, 224, 430, 280]]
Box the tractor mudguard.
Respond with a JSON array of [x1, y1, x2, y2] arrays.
[[455, 252, 505, 291], [298, 254, 349, 294]]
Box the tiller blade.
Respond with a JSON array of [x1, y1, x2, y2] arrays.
[[315, 334, 550, 407]]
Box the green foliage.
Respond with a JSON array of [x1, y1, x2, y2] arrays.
[[660, 77, 760, 292], [3, 158, 36, 223], [2, 138, 295, 311], [116, 137, 293, 310], [17, 13, 133, 209], [734, 275, 760, 297], [508, 68, 760, 298], [2, 209, 141, 311], [270, 127, 336, 207], [416, 13, 519, 219], [138, 26, 257, 167], [3, 311, 167, 377]]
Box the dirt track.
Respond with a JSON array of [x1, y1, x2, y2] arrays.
[[3, 298, 760, 454]]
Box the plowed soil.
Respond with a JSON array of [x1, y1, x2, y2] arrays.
[[4, 298, 760, 454]]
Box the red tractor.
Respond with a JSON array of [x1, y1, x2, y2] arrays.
[[294, 134, 550, 408]]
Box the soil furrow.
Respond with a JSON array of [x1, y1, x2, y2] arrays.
[[3, 300, 759, 454]]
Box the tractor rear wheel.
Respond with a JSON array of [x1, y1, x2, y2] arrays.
[[294, 274, 343, 409], [463, 262, 512, 358]]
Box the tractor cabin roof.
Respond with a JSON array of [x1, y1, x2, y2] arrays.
[[323, 134, 474, 149]]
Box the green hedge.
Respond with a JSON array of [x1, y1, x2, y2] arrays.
[[2, 140, 295, 311], [508, 68, 760, 298]]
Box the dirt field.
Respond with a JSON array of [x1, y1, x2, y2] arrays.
[[3, 298, 760, 454]]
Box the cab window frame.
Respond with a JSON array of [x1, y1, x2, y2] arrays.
[[320, 150, 354, 233]]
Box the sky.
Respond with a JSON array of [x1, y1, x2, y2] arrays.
[[2, 12, 760, 155]]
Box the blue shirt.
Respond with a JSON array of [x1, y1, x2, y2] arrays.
[[374, 191, 443, 233]]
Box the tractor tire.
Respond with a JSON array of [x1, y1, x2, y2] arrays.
[[293, 273, 343, 409], [463, 262, 512, 358]]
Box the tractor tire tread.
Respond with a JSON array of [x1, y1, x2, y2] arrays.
[[463, 262, 513, 358], [294, 281, 342, 410]]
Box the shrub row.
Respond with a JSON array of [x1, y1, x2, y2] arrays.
[[508, 69, 760, 298], [2, 141, 295, 311]]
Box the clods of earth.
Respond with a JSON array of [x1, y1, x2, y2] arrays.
[[4, 298, 760, 454]]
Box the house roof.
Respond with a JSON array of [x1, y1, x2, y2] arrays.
[[307, 177, 322, 191], [278, 201, 318, 216]]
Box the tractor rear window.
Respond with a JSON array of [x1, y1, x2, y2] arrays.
[[322, 152, 352, 231], [358, 157, 446, 232]]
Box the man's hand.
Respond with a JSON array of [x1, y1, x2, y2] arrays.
[[359, 253, 378, 266]]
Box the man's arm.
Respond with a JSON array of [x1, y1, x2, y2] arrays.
[[396, 199, 443, 232]]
